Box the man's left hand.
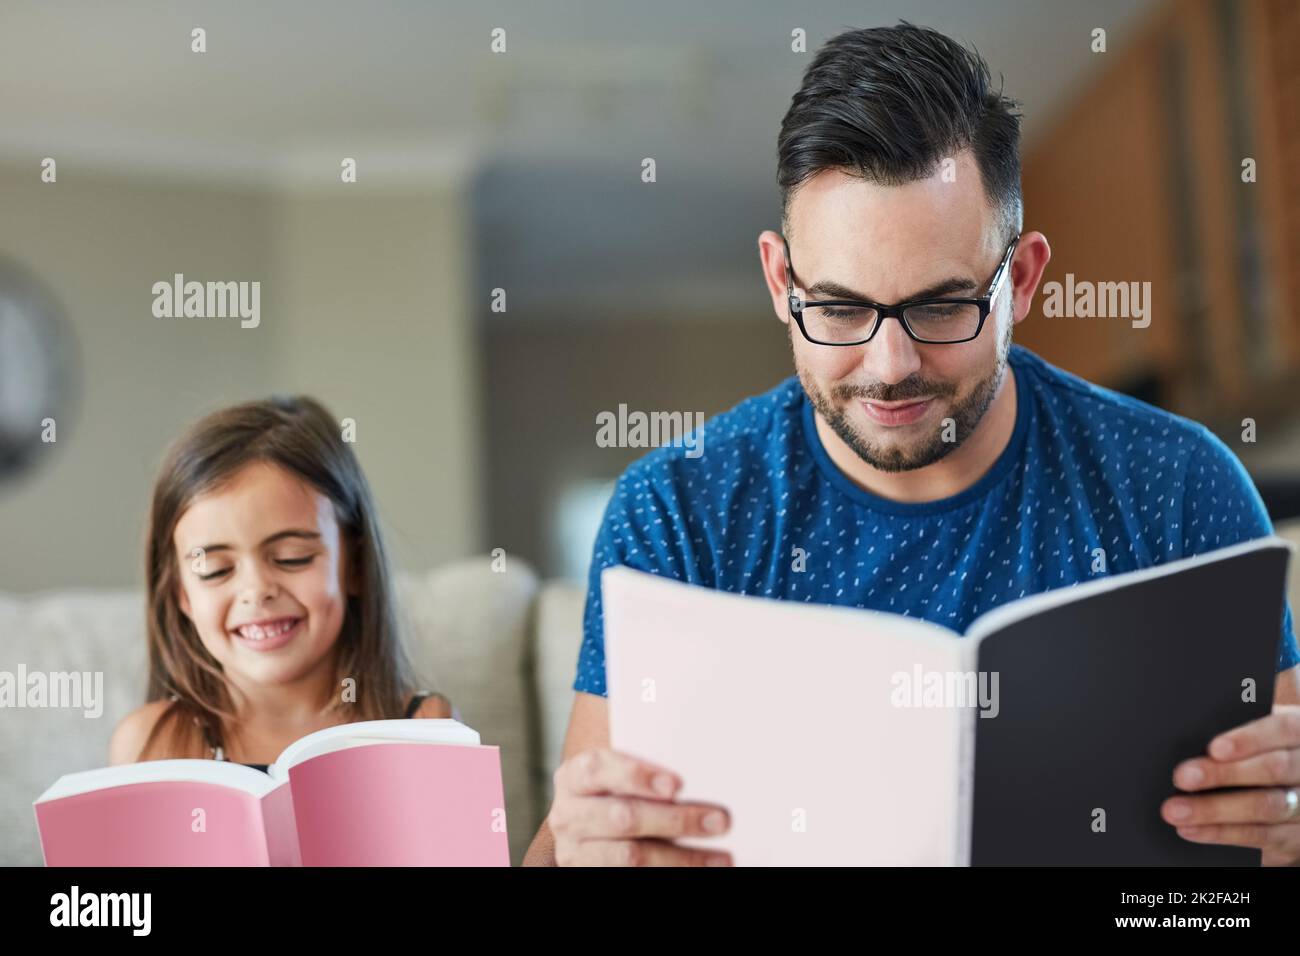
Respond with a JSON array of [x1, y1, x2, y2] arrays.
[[1161, 703, 1300, 866]]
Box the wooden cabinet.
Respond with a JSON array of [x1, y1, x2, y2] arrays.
[[1019, 0, 1300, 430]]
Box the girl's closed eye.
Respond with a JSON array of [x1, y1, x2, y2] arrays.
[[194, 554, 316, 582]]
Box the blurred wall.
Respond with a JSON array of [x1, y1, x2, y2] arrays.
[[483, 314, 792, 578], [0, 166, 275, 591], [269, 185, 484, 576], [0, 166, 483, 592]]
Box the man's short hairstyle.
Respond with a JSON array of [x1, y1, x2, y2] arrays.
[[777, 22, 1023, 244]]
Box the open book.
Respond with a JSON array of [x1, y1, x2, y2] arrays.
[[603, 536, 1293, 866], [35, 719, 509, 866]]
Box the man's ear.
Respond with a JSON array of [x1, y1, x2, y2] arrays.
[[1009, 230, 1051, 326], [757, 229, 794, 328]]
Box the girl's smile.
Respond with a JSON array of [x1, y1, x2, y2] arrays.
[[230, 615, 303, 651]]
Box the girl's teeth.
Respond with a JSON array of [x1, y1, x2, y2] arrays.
[[239, 620, 295, 640]]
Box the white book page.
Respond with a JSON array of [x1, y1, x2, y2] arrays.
[[36, 759, 279, 803], [953, 639, 980, 867], [603, 567, 967, 866], [268, 718, 481, 781]]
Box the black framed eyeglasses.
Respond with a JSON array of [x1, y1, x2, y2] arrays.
[[783, 234, 1020, 345]]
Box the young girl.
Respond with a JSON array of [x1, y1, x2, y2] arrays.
[[109, 395, 454, 771]]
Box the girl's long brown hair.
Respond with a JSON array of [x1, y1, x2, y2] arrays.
[[139, 395, 419, 760]]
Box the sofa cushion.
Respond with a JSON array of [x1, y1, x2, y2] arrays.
[[0, 589, 147, 866], [531, 580, 587, 812]]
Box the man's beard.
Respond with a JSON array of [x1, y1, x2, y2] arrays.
[[793, 319, 1011, 473]]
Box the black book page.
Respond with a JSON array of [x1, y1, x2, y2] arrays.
[[971, 543, 1289, 865]]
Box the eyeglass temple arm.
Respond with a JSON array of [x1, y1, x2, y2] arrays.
[[990, 236, 1020, 297]]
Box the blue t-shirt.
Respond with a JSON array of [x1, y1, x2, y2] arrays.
[[574, 344, 1299, 697]]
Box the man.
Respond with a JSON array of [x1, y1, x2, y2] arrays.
[[522, 23, 1300, 867]]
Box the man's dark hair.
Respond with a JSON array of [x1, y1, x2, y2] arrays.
[[777, 22, 1023, 243]]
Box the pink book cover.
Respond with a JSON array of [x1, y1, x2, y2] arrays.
[[35, 771, 285, 866], [602, 566, 967, 866], [35, 723, 509, 866], [287, 743, 509, 866]]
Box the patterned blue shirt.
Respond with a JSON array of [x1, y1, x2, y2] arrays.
[[574, 344, 1299, 696]]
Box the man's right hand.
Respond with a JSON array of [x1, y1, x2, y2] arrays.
[[548, 748, 733, 866]]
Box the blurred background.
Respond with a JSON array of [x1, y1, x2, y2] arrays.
[[3, 0, 1300, 867], [1, 0, 1297, 588]]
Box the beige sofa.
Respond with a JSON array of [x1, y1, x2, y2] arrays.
[[0, 557, 586, 867], [4, 522, 1299, 867]]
